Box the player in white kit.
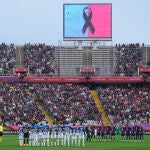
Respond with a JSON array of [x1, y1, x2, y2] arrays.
[[71, 129, 77, 146], [51, 128, 57, 146], [44, 129, 50, 146], [78, 129, 85, 147], [38, 129, 44, 146], [64, 128, 70, 146], [80, 129, 85, 147], [18, 125, 24, 146], [34, 129, 39, 146], [29, 129, 34, 146], [31, 129, 36, 146], [94, 127, 98, 141], [43, 122, 50, 146], [57, 127, 64, 146]]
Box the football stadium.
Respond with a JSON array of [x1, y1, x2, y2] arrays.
[[0, 1, 150, 150]]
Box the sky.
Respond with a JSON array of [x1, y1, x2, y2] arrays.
[[0, 0, 150, 45]]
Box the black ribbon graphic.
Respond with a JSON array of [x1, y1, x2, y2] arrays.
[[82, 7, 95, 34]]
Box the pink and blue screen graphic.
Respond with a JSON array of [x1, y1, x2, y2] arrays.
[[64, 4, 112, 38]]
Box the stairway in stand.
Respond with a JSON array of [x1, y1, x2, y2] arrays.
[[90, 90, 112, 126], [38, 104, 54, 126], [15, 46, 24, 68]]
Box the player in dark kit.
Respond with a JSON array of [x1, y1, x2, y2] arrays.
[[91, 126, 95, 142], [131, 126, 136, 141], [85, 126, 91, 142], [135, 125, 140, 141], [23, 124, 30, 146], [126, 126, 131, 141], [111, 126, 116, 141], [106, 126, 111, 141], [101, 126, 106, 141], [97, 126, 101, 141], [121, 126, 126, 141], [139, 126, 144, 142]]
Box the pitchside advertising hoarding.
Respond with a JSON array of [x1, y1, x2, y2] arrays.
[[63, 3, 112, 41]]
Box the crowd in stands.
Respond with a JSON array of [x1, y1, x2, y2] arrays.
[[23, 43, 57, 76], [0, 82, 149, 126], [0, 82, 45, 125], [0, 82, 101, 125], [114, 43, 143, 76], [0, 42, 147, 77], [0, 43, 16, 76], [32, 83, 101, 125], [97, 84, 150, 124]]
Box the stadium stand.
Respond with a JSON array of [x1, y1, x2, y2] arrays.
[[35, 83, 101, 125], [0, 82, 102, 126], [0, 43, 16, 76], [0, 82, 45, 125], [0, 42, 149, 128], [23, 43, 57, 76], [97, 84, 150, 125], [114, 43, 143, 76], [1, 43, 149, 77]]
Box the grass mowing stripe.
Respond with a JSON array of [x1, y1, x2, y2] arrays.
[[0, 135, 149, 150]]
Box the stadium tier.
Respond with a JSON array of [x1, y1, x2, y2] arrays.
[[0, 82, 149, 126], [0, 43, 150, 76]]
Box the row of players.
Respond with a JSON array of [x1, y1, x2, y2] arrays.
[[19, 124, 85, 147], [18, 124, 144, 146], [87, 125, 144, 142]]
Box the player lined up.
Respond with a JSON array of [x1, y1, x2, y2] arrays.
[[18, 124, 85, 147], [18, 123, 144, 147], [85, 125, 144, 142]]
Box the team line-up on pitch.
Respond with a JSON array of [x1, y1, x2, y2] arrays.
[[19, 124, 85, 147], [18, 124, 144, 147]]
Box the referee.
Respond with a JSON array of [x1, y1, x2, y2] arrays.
[[0, 122, 3, 143]]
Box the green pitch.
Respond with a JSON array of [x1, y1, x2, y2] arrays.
[[0, 135, 150, 150]]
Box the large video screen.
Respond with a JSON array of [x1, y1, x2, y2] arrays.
[[63, 4, 112, 41]]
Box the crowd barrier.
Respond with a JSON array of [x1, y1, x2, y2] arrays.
[[0, 76, 150, 83]]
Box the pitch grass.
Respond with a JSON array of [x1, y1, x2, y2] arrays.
[[0, 135, 150, 150]]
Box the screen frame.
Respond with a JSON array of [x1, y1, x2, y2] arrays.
[[63, 3, 112, 41]]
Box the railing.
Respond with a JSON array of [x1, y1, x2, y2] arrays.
[[0, 73, 143, 77]]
